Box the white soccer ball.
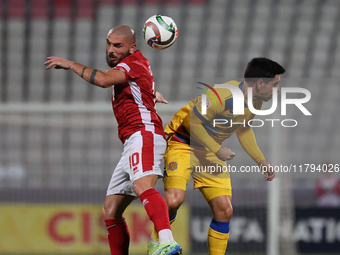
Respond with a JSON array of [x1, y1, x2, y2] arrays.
[[143, 14, 178, 50]]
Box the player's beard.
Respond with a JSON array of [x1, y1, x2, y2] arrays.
[[106, 50, 131, 68]]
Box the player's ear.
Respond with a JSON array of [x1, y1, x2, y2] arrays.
[[129, 44, 136, 54], [255, 79, 263, 90]]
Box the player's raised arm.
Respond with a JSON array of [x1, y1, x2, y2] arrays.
[[45, 25, 137, 88], [44, 57, 126, 88]]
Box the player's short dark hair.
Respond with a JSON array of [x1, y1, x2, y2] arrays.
[[244, 57, 285, 84]]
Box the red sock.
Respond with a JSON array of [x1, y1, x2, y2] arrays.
[[139, 188, 171, 232], [105, 218, 129, 255]]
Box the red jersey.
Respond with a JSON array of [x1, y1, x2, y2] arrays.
[[112, 50, 165, 143]]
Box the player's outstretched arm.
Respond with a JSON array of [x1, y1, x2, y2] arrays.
[[236, 126, 265, 163], [236, 126, 275, 181], [44, 56, 126, 88]]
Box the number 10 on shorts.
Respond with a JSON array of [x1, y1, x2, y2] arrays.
[[129, 152, 140, 174]]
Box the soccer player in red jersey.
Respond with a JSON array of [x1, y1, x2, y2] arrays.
[[45, 25, 182, 255]]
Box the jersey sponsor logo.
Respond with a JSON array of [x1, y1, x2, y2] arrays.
[[168, 162, 178, 171], [116, 63, 131, 72]]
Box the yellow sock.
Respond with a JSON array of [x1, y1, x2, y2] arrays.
[[207, 218, 230, 255], [152, 212, 177, 242], [151, 225, 159, 242]]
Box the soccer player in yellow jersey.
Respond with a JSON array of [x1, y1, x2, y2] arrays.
[[148, 57, 286, 255]]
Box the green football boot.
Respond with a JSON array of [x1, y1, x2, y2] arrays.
[[149, 242, 182, 255]]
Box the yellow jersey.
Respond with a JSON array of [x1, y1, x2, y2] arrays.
[[165, 80, 265, 163]]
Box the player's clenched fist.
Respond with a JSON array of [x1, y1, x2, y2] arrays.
[[258, 160, 276, 181], [216, 146, 235, 161]]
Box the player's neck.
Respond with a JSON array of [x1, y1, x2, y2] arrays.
[[242, 81, 250, 101], [243, 81, 259, 102]]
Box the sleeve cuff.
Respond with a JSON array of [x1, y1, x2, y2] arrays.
[[210, 144, 222, 154], [254, 156, 266, 164]]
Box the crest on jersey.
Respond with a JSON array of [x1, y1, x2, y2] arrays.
[[168, 162, 178, 171], [206, 98, 211, 109]]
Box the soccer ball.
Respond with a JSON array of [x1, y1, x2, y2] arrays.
[[143, 14, 178, 50]]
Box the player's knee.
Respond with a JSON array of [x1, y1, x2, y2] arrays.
[[212, 203, 233, 222], [220, 204, 233, 221], [166, 191, 185, 212], [167, 197, 183, 211], [102, 205, 113, 220], [226, 204, 233, 219], [133, 175, 158, 197], [102, 206, 110, 220], [102, 204, 120, 220]]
